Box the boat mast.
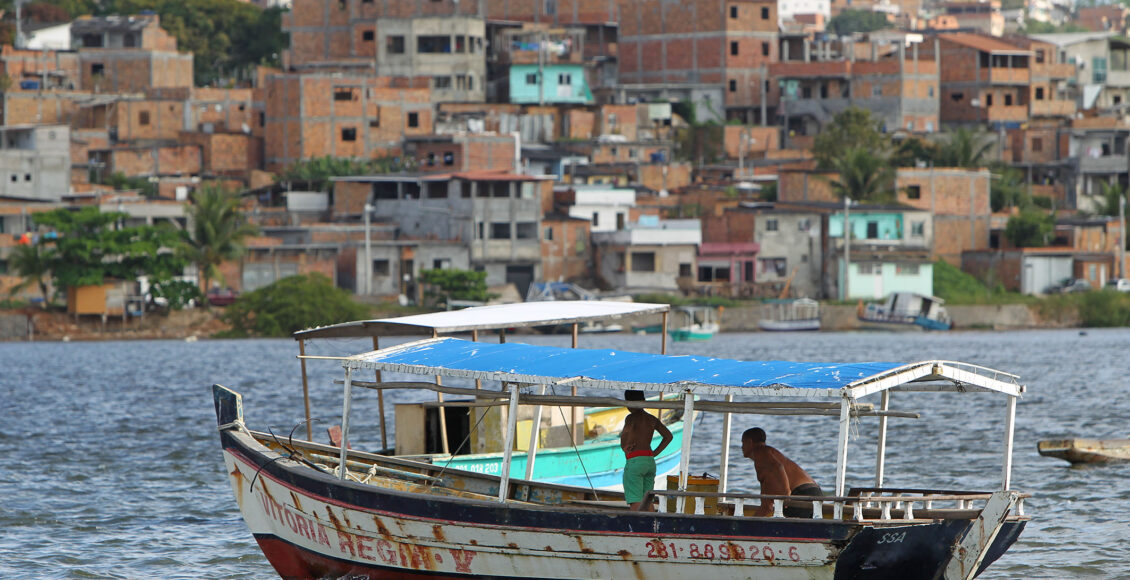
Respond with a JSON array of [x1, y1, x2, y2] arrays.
[[834, 396, 851, 496], [875, 390, 890, 488], [718, 394, 734, 494], [298, 339, 313, 441], [676, 391, 695, 513], [337, 367, 354, 479], [1001, 395, 1016, 490]]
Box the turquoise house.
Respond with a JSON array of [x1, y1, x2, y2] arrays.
[[829, 208, 935, 300], [509, 64, 593, 104]]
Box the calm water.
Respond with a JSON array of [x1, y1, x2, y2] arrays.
[[2, 329, 1128, 579]]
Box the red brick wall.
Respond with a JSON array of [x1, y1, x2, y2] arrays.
[[106, 144, 201, 177]]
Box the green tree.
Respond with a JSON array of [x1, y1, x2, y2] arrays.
[[221, 273, 370, 337], [180, 185, 258, 295], [7, 241, 55, 307], [1024, 18, 1088, 33], [32, 206, 187, 291], [813, 107, 887, 170], [1004, 209, 1055, 248], [990, 165, 1030, 212], [1095, 181, 1127, 217], [891, 137, 939, 168], [419, 269, 493, 307], [827, 9, 892, 36], [936, 128, 994, 168], [279, 155, 415, 192], [827, 147, 896, 203]]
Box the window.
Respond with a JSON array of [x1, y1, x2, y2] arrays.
[[1116, 95, 1124, 105], [362, 30, 375, 41], [797, 218, 811, 231], [986, 93, 993, 106], [951, 91, 964, 102], [820, 83, 828, 99], [896, 264, 920, 275], [91, 63, 104, 76], [426, 152, 437, 166], [679, 263, 692, 277], [443, 152, 454, 166], [907, 121, 914, 131], [729, 79, 737, 92], [911, 222, 925, 237], [1004, 94, 1012, 106], [1032, 137, 1043, 152], [630, 252, 656, 272], [730, 5, 738, 18], [872, 84, 882, 97], [434, 76, 451, 89], [526, 73, 538, 85], [490, 222, 511, 239], [373, 259, 390, 276], [407, 112, 419, 128], [259, 112, 265, 126], [866, 221, 879, 239], [1035, 87, 1044, 100], [758, 257, 787, 277], [545, 226, 554, 241], [23, 173, 30, 181], [1035, 50, 1045, 64], [9, 175, 15, 182], [386, 36, 405, 54], [123, 33, 137, 48], [1094, 56, 1108, 84], [731, 41, 739, 56], [139, 111, 150, 126], [927, 85, 934, 98], [858, 263, 876, 275], [417, 35, 452, 54], [433, 259, 450, 269], [802, 86, 811, 99], [557, 73, 572, 85], [334, 89, 354, 101], [341, 127, 357, 141], [82, 33, 103, 48], [591, 213, 599, 227], [455, 36, 466, 53], [516, 222, 537, 239], [761, 6, 770, 19], [766, 218, 778, 231], [906, 185, 921, 199], [761, 42, 769, 56]]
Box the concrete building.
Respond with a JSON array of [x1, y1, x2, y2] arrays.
[[592, 216, 702, 293], [71, 15, 193, 93], [406, 134, 518, 174], [0, 125, 71, 202], [1029, 32, 1130, 112], [374, 17, 487, 103], [1066, 117, 1130, 214], [262, 73, 433, 170], [618, 0, 780, 124], [1003, 36, 1077, 121], [562, 184, 638, 232], [938, 0, 1004, 37], [827, 203, 935, 300], [0, 46, 80, 91]]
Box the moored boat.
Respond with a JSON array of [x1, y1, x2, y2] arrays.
[[214, 336, 1030, 579], [758, 298, 821, 332], [858, 292, 952, 331], [668, 305, 720, 341], [1037, 437, 1130, 464]]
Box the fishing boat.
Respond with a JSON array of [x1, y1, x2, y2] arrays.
[[1037, 437, 1130, 464], [668, 305, 720, 341], [291, 301, 680, 487], [525, 282, 632, 334], [858, 292, 952, 331], [758, 298, 821, 332], [214, 337, 1030, 579]]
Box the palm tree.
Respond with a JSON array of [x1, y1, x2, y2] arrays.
[[1097, 181, 1126, 217], [181, 185, 259, 300], [937, 128, 994, 169], [7, 241, 54, 307], [827, 147, 896, 203]]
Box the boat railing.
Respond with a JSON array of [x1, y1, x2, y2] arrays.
[[649, 489, 1029, 522]]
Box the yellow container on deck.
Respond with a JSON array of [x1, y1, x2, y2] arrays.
[[665, 474, 719, 514]]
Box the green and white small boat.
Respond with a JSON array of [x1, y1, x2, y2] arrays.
[[668, 305, 720, 341]]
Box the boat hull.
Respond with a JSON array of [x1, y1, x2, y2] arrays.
[[758, 319, 821, 332], [1037, 438, 1130, 464], [216, 387, 1026, 580]]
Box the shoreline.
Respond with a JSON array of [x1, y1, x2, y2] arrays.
[[0, 302, 1086, 342]]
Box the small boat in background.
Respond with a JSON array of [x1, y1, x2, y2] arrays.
[[758, 298, 821, 332], [668, 305, 720, 341], [858, 292, 952, 331], [1037, 437, 1130, 464]]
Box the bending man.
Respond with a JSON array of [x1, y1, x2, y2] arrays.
[[620, 390, 673, 511], [742, 427, 823, 517]]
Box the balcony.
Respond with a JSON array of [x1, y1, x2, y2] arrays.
[[986, 105, 1028, 122], [979, 67, 1030, 85], [1079, 155, 1128, 174], [1032, 63, 1075, 80], [1030, 99, 1076, 117]]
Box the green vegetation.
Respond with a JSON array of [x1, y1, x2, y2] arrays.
[[220, 273, 370, 337], [180, 185, 258, 295], [419, 269, 494, 308], [31, 206, 187, 291], [1076, 291, 1130, 326], [1024, 18, 1088, 33], [93, 171, 159, 198], [990, 165, 1030, 212], [632, 293, 739, 308], [813, 108, 887, 170], [6, 242, 54, 306], [827, 9, 892, 36], [279, 156, 415, 192], [15, 0, 288, 86], [1004, 208, 1055, 247], [934, 128, 993, 169], [827, 147, 896, 203], [932, 259, 1030, 305]]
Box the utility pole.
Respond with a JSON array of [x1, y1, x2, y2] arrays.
[[364, 203, 374, 296], [1121, 194, 1126, 279], [843, 197, 851, 300]]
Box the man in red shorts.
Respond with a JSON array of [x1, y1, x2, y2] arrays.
[[620, 390, 673, 511]]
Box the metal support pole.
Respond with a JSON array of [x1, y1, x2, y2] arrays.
[[572, 323, 581, 444], [843, 197, 851, 300], [525, 384, 548, 480], [433, 329, 450, 454], [676, 391, 695, 513], [660, 311, 669, 354], [499, 383, 521, 501], [298, 339, 313, 441], [875, 390, 890, 488], [1120, 195, 1126, 279], [834, 397, 851, 496], [1002, 396, 1016, 490], [338, 367, 354, 480], [372, 336, 387, 451], [364, 204, 373, 296], [719, 394, 734, 494]]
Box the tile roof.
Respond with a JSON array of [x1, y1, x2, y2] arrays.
[[939, 32, 1031, 54]]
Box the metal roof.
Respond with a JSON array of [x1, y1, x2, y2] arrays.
[[345, 337, 1023, 398], [295, 301, 670, 339]]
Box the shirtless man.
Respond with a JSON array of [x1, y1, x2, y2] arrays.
[[620, 390, 673, 511], [742, 427, 823, 517]]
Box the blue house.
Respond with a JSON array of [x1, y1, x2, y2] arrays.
[[829, 204, 936, 300], [509, 64, 593, 105]]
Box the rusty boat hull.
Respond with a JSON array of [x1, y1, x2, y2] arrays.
[[215, 385, 1025, 580], [1038, 438, 1130, 464]]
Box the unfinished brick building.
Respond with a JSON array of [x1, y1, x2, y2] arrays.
[[72, 15, 193, 93]]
